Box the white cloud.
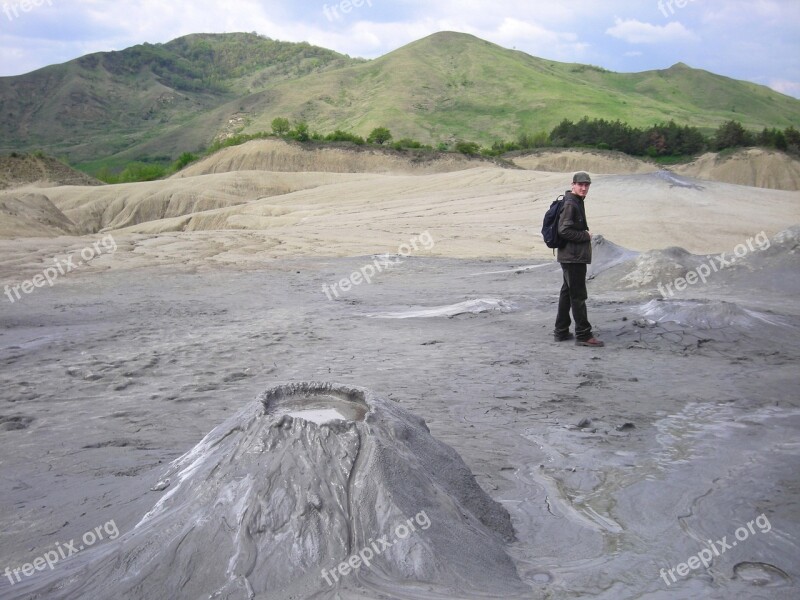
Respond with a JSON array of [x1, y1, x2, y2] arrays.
[[302, 20, 437, 58], [701, 0, 793, 27], [769, 79, 800, 99], [297, 14, 589, 63], [606, 18, 698, 44], [492, 17, 588, 57]]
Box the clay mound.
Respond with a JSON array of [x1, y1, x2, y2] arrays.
[[588, 235, 639, 278], [587, 227, 800, 300], [588, 241, 706, 294], [0, 153, 102, 190], [638, 299, 785, 329], [174, 138, 493, 177], [511, 149, 658, 175], [754, 224, 800, 257], [616, 246, 703, 290], [20, 383, 528, 600], [0, 191, 80, 238], [674, 148, 800, 191]]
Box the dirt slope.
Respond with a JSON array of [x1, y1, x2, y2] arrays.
[[0, 154, 102, 190], [510, 150, 658, 175], [173, 139, 496, 177], [3, 167, 796, 263], [513, 148, 800, 191], [673, 148, 800, 191]]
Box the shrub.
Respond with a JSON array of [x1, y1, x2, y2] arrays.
[[172, 152, 198, 171], [325, 130, 365, 145], [271, 117, 291, 136], [518, 131, 550, 149], [117, 162, 167, 182], [95, 166, 118, 184], [367, 127, 392, 145], [391, 138, 423, 150], [455, 141, 481, 156], [290, 122, 310, 142]]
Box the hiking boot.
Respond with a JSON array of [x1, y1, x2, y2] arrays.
[[576, 337, 605, 347], [554, 332, 574, 342]]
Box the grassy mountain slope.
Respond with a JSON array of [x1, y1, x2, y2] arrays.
[[2, 31, 799, 170], [0, 33, 359, 165], [239, 32, 800, 144]]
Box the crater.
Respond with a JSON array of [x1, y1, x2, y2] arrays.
[[261, 382, 368, 424]]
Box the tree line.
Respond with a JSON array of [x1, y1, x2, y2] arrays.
[[541, 117, 800, 157], [93, 116, 800, 183]]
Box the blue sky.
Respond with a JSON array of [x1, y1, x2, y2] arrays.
[[1, 0, 799, 98]]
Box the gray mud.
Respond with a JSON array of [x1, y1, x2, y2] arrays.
[[1, 235, 799, 599], [13, 383, 524, 599]]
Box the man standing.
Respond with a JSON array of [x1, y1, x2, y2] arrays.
[[554, 172, 604, 347]]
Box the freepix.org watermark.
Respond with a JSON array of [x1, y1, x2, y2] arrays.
[[322, 231, 434, 300], [4, 520, 119, 585], [321, 510, 431, 586], [3, 0, 52, 22], [4, 234, 117, 304], [658, 0, 699, 18], [660, 513, 772, 586], [657, 231, 770, 298], [323, 0, 372, 22]]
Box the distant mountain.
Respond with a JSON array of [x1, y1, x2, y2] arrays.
[[2, 31, 799, 171], [242, 32, 800, 144], [0, 33, 360, 165]]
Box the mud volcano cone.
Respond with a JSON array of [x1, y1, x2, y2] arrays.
[[25, 382, 529, 600]]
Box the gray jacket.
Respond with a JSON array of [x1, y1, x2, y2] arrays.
[[556, 192, 592, 264]]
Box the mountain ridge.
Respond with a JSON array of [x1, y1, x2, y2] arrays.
[[1, 31, 799, 171]]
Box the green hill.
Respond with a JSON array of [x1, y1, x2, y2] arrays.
[[240, 32, 799, 143], [0, 33, 360, 165], [2, 31, 799, 171]]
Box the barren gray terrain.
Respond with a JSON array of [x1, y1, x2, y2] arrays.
[[1, 229, 798, 599]]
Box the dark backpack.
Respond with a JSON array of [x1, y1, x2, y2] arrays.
[[541, 195, 569, 249]]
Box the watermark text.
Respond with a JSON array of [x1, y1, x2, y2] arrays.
[[323, 0, 372, 22], [3, 0, 53, 22], [658, 0, 699, 18], [657, 231, 769, 298], [4, 234, 117, 304], [322, 231, 434, 300], [660, 513, 772, 586], [5, 520, 119, 585], [321, 510, 431, 586]]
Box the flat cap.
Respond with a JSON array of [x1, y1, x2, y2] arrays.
[[573, 171, 592, 183]]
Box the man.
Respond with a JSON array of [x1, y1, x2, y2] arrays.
[[554, 172, 604, 347]]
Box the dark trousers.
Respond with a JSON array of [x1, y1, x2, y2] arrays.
[[555, 263, 593, 341]]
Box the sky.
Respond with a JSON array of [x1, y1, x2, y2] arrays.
[[1, 0, 799, 98]]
